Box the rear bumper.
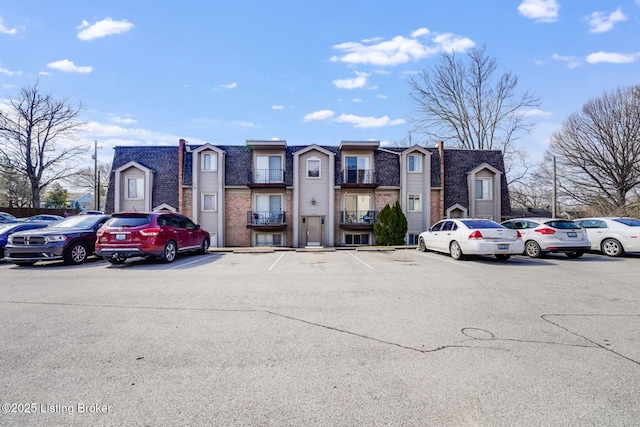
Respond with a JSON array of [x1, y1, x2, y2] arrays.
[[461, 240, 525, 255], [544, 245, 591, 253], [96, 248, 161, 259]]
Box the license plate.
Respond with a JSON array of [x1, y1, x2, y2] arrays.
[[115, 234, 126, 240], [567, 232, 577, 238], [498, 244, 509, 250]]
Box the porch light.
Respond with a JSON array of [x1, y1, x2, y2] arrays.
[[311, 197, 316, 206]]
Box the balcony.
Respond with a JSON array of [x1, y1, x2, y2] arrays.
[[338, 169, 379, 188], [247, 169, 286, 188], [340, 210, 377, 230], [247, 211, 287, 230]]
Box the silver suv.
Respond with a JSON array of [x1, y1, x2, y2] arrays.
[[501, 218, 590, 258]]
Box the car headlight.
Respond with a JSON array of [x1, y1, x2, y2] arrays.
[[46, 235, 67, 242]]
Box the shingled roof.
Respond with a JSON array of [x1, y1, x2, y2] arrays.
[[104, 146, 179, 213], [106, 142, 510, 218]]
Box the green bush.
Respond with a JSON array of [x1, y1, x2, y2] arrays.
[[374, 201, 408, 245]]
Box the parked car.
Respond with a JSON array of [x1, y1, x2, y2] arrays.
[[22, 214, 64, 222], [4, 214, 110, 266], [574, 217, 640, 257], [0, 221, 51, 260], [418, 218, 524, 261], [95, 212, 210, 264], [0, 212, 18, 223], [501, 218, 590, 258]]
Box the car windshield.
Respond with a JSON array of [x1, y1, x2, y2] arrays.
[[50, 215, 102, 229], [545, 220, 581, 229], [106, 214, 151, 228], [460, 220, 503, 229], [613, 218, 640, 227]]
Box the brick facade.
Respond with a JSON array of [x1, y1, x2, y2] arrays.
[[224, 189, 251, 247]]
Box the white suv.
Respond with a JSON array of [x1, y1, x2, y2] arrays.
[[501, 218, 590, 258]]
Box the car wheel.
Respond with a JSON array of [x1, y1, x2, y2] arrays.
[[200, 237, 210, 254], [450, 241, 464, 260], [64, 242, 88, 265], [566, 251, 584, 259], [525, 240, 542, 258], [418, 237, 427, 252], [601, 238, 624, 257], [161, 240, 177, 263], [495, 254, 511, 261]]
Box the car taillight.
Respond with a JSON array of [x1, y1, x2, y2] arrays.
[[535, 227, 556, 235], [139, 227, 161, 237], [517, 231, 522, 238], [468, 230, 483, 239]]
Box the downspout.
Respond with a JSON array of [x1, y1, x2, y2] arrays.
[[438, 141, 445, 220], [178, 139, 185, 213]]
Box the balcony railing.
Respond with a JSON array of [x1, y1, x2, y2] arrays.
[[340, 210, 377, 226], [247, 211, 287, 227], [338, 169, 378, 186], [248, 169, 286, 185]]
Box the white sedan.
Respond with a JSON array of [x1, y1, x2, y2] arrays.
[[418, 218, 524, 261], [575, 217, 640, 257]]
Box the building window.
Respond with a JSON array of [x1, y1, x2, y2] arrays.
[[408, 194, 421, 212], [126, 177, 144, 200], [202, 193, 217, 212], [202, 152, 217, 171], [476, 178, 493, 200], [255, 155, 283, 183], [256, 233, 282, 247], [307, 158, 321, 178], [344, 156, 371, 183], [345, 233, 370, 245], [408, 154, 421, 173], [408, 233, 419, 245]]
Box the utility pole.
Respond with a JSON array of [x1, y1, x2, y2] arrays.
[[93, 140, 102, 211], [552, 156, 557, 218]]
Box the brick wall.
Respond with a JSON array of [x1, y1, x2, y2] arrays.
[[225, 189, 251, 247], [285, 190, 294, 247], [430, 189, 442, 226], [182, 188, 193, 218]]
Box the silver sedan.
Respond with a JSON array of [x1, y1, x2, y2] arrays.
[[418, 219, 524, 261]]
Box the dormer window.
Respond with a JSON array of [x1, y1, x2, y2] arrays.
[[202, 152, 217, 171], [126, 177, 144, 200], [408, 154, 422, 173], [307, 158, 321, 178]]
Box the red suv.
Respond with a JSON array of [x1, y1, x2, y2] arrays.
[[96, 212, 210, 264]]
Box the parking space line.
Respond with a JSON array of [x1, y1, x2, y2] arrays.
[[268, 252, 286, 271], [166, 255, 219, 270], [346, 251, 374, 269]]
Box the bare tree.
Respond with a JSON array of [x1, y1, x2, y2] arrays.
[[409, 46, 541, 183], [67, 162, 111, 209], [548, 85, 640, 215], [0, 82, 87, 207]]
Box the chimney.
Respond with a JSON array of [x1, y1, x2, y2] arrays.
[[178, 139, 186, 213], [437, 141, 445, 220]]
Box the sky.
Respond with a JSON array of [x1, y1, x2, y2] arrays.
[[1, 0, 640, 168]]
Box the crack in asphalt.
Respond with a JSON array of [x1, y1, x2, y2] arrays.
[[2, 300, 639, 364]]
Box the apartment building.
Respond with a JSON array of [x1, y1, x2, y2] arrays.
[[104, 139, 511, 248]]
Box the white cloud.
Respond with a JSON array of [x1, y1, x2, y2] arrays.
[[335, 114, 405, 128], [587, 8, 627, 33], [585, 51, 637, 64], [519, 108, 553, 118], [330, 28, 474, 66], [0, 63, 20, 76], [551, 53, 580, 68], [333, 71, 370, 89], [518, 0, 560, 23], [109, 115, 137, 125], [77, 17, 134, 41], [272, 105, 284, 110], [304, 110, 335, 121], [47, 59, 93, 74], [0, 17, 17, 35], [215, 82, 237, 90]]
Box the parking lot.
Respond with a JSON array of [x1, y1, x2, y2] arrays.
[[1, 249, 640, 426]]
